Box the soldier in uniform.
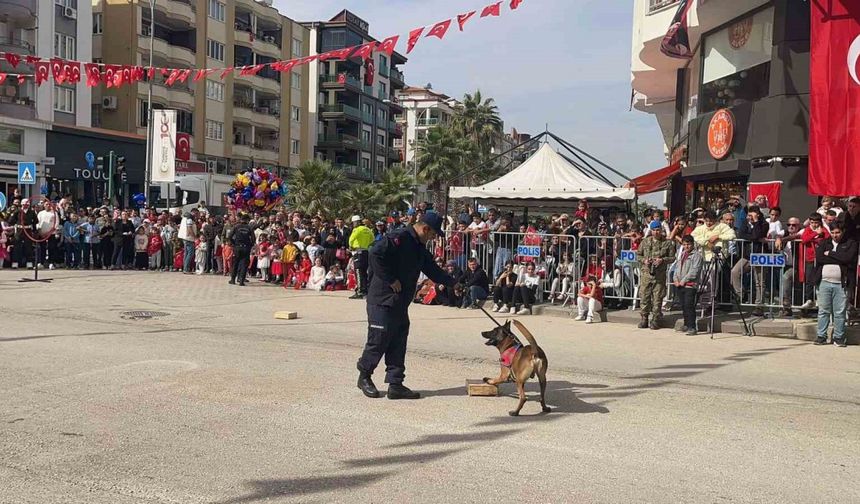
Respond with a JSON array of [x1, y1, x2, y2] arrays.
[[357, 211, 455, 400], [228, 212, 254, 286], [638, 220, 676, 329]]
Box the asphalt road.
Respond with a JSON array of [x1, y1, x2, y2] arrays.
[[1, 269, 859, 503]]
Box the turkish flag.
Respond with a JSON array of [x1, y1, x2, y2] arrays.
[[426, 20, 452, 40], [457, 11, 476, 31], [84, 63, 101, 86], [274, 60, 298, 73], [510, 0, 524, 9], [176, 132, 191, 161], [481, 2, 502, 18], [660, 0, 693, 59], [407, 27, 424, 54], [219, 66, 234, 79], [50, 58, 66, 84], [67, 62, 81, 84], [33, 61, 50, 86], [748, 181, 782, 209], [318, 46, 356, 61], [4, 52, 21, 69], [103, 64, 120, 87], [809, 0, 860, 196], [352, 41, 376, 60], [0, 73, 5, 85], [165, 69, 181, 86], [378, 35, 399, 55]]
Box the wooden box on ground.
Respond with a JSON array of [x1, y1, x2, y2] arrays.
[[274, 311, 298, 320], [467, 379, 498, 397]]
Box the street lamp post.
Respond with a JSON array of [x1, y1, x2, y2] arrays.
[[143, 0, 156, 207]]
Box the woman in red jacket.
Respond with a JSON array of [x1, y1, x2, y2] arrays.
[[293, 251, 312, 289]]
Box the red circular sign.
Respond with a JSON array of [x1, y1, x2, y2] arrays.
[[708, 109, 735, 160]]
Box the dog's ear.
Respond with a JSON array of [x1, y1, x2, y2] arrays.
[[504, 320, 511, 330]]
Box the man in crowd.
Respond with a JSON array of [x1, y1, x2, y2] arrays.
[[228, 213, 254, 286], [62, 213, 82, 270], [692, 211, 736, 263], [638, 221, 676, 329], [348, 215, 374, 300], [776, 216, 804, 316], [458, 257, 490, 309], [812, 223, 857, 347], [731, 205, 769, 317], [178, 210, 198, 274], [357, 211, 455, 400]]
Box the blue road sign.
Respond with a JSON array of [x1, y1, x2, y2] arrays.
[[18, 162, 36, 185], [0, 192, 6, 212], [517, 245, 541, 258], [620, 250, 637, 263], [750, 253, 786, 267]]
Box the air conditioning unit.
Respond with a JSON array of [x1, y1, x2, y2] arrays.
[[63, 7, 77, 19], [206, 160, 217, 172], [102, 96, 117, 109]]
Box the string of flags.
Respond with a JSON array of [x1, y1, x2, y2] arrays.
[[0, 0, 525, 88]]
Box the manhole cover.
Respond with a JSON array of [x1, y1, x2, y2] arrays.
[[120, 310, 170, 320]]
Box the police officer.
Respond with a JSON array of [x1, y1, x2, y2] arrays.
[[348, 216, 375, 300], [638, 220, 676, 329], [228, 212, 254, 286], [357, 211, 455, 399]]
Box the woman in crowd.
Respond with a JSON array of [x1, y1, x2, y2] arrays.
[[549, 253, 574, 304], [257, 233, 272, 282], [133, 225, 149, 270], [491, 261, 518, 313], [511, 261, 540, 315], [435, 261, 462, 307], [574, 274, 604, 324], [148, 226, 163, 270], [307, 256, 327, 291], [324, 263, 345, 291], [293, 251, 312, 289]]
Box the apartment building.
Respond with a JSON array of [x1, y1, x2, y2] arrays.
[[92, 0, 312, 180], [395, 85, 459, 168], [304, 10, 406, 182], [0, 0, 93, 197], [631, 0, 814, 218]]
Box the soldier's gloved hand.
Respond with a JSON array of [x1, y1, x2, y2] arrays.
[[390, 280, 402, 293]]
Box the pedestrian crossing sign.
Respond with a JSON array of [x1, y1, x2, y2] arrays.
[[18, 162, 36, 185]]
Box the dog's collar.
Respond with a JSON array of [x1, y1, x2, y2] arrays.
[[499, 344, 522, 368]]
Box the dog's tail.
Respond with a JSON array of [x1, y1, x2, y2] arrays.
[[512, 319, 541, 352]]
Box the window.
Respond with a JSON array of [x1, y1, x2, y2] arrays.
[[0, 127, 23, 155], [380, 82, 387, 95], [291, 38, 303, 56], [377, 109, 387, 121], [290, 105, 300, 122], [206, 120, 224, 140], [206, 39, 225, 61], [291, 139, 300, 153], [208, 0, 225, 22], [291, 72, 301, 89], [379, 54, 388, 70], [360, 157, 370, 169], [206, 80, 224, 102], [376, 160, 384, 172], [361, 130, 371, 144], [377, 132, 385, 146], [93, 13, 103, 34], [176, 110, 194, 135], [53, 33, 76, 60], [362, 103, 372, 114], [699, 7, 773, 113], [54, 87, 75, 113]]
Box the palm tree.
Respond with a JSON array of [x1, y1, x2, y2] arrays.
[[286, 159, 346, 217], [378, 165, 415, 211], [337, 184, 383, 220], [452, 89, 503, 166], [416, 125, 473, 212]]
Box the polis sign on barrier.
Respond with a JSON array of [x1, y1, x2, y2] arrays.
[[708, 108, 735, 160], [517, 245, 541, 258], [620, 250, 637, 263], [750, 253, 786, 267]]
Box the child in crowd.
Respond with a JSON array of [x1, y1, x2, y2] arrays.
[[281, 237, 300, 287], [0, 225, 8, 268], [148, 226, 163, 271], [195, 235, 207, 275], [307, 256, 326, 291], [222, 240, 233, 277], [270, 243, 283, 284], [257, 234, 272, 282], [134, 226, 150, 270], [214, 235, 223, 274], [575, 274, 604, 324], [324, 263, 345, 291], [293, 251, 312, 289]]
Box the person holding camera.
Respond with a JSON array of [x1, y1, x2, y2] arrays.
[[672, 235, 704, 335], [731, 205, 770, 317], [638, 221, 676, 329]]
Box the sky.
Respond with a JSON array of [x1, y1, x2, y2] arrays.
[[278, 0, 668, 201]]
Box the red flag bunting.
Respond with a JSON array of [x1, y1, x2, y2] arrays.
[[33, 61, 50, 86], [18, 75, 26, 84], [177, 69, 192, 83], [457, 11, 476, 31], [352, 42, 376, 60], [481, 2, 502, 17], [426, 20, 452, 40], [165, 69, 181, 86], [161, 68, 170, 77], [407, 27, 425, 54], [275, 60, 298, 73], [378, 35, 399, 56], [0, 73, 6, 85], [147, 67, 155, 80], [295, 55, 318, 66], [50, 58, 66, 84], [67, 62, 81, 84], [121, 65, 132, 86], [510, 0, 524, 10], [4, 52, 20, 69], [84, 63, 101, 86], [103, 64, 120, 87], [193, 69, 214, 82], [319, 46, 356, 61], [25, 55, 41, 65], [219, 66, 234, 79], [133, 66, 145, 82]]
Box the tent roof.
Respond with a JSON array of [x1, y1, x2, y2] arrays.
[[449, 143, 635, 201]]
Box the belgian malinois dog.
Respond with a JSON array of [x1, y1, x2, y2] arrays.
[[481, 319, 550, 416]]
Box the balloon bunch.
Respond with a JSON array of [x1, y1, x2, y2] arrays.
[[132, 192, 146, 209], [226, 168, 286, 213]]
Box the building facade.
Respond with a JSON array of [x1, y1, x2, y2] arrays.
[[395, 85, 459, 168], [92, 0, 312, 177], [632, 0, 815, 219], [305, 10, 406, 183], [0, 0, 93, 197]]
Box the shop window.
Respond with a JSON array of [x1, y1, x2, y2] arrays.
[[699, 7, 773, 114]]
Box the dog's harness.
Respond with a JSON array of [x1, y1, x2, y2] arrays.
[[499, 343, 523, 369]]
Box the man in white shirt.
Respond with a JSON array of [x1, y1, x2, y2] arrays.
[[467, 213, 488, 262], [766, 206, 785, 244], [177, 210, 198, 273], [36, 201, 59, 267]]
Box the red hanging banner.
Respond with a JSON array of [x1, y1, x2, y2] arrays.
[[50, 58, 66, 84], [407, 27, 425, 54], [510, 0, 524, 10], [84, 63, 101, 86], [165, 68, 181, 86], [481, 2, 502, 17], [457, 11, 476, 31], [809, 0, 860, 196], [67, 62, 81, 84], [378, 35, 399, 56], [0, 73, 6, 85], [25, 55, 41, 65], [4, 52, 20, 69], [219, 66, 234, 79], [33, 61, 50, 86], [319, 46, 356, 61], [352, 41, 376, 60], [103, 64, 120, 87], [747, 181, 783, 209], [426, 20, 452, 40]]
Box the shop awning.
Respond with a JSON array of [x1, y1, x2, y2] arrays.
[[626, 162, 681, 195]]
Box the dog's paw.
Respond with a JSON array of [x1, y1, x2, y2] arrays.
[[508, 410, 519, 417], [542, 406, 552, 413]]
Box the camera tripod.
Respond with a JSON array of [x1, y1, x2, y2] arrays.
[[696, 248, 751, 338]]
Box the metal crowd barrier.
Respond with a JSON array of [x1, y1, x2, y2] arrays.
[[428, 229, 860, 313]]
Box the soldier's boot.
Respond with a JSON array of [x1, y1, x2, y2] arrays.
[[357, 368, 381, 399], [638, 313, 649, 329], [649, 314, 661, 330]]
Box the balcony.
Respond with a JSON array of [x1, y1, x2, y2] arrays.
[[389, 121, 402, 137], [321, 73, 362, 91], [320, 103, 362, 122], [3, 0, 37, 22], [390, 68, 405, 87], [318, 133, 361, 150], [232, 141, 252, 158], [362, 110, 374, 124], [153, 0, 195, 25], [0, 36, 35, 56], [386, 146, 401, 161], [363, 85, 373, 96], [0, 98, 36, 121], [234, 71, 280, 94], [417, 117, 441, 127], [648, 0, 679, 13], [335, 163, 372, 181]]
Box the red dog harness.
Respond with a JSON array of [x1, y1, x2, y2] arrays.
[[499, 343, 523, 368]]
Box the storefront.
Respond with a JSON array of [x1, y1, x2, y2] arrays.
[[668, 0, 817, 219], [46, 125, 146, 208]]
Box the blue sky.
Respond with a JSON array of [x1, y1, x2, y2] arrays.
[[280, 0, 668, 187]]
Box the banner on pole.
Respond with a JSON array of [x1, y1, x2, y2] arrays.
[[151, 109, 177, 183]]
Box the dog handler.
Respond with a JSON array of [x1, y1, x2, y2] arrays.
[[357, 211, 455, 400]]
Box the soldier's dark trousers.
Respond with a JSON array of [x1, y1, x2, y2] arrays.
[[354, 250, 368, 295], [231, 247, 250, 284], [358, 304, 410, 384]]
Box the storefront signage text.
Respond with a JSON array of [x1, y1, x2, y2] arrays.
[[708, 108, 735, 160]]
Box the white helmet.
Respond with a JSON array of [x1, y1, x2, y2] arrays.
[[351, 215, 361, 223]]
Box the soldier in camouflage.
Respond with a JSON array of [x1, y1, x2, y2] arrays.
[[638, 220, 676, 329]]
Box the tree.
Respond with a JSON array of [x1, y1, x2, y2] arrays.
[[378, 165, 414, 211], [337, 184, 383, 220], [416, 125, 473, 212], [286, 159, 346, 217], [452, 89, 503, 167]]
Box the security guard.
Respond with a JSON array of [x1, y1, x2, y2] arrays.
[[638, 220, 676, 329], [228, 212, 254, 286], [357, 211, 455, 399], [348, 215, 375, 300]]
